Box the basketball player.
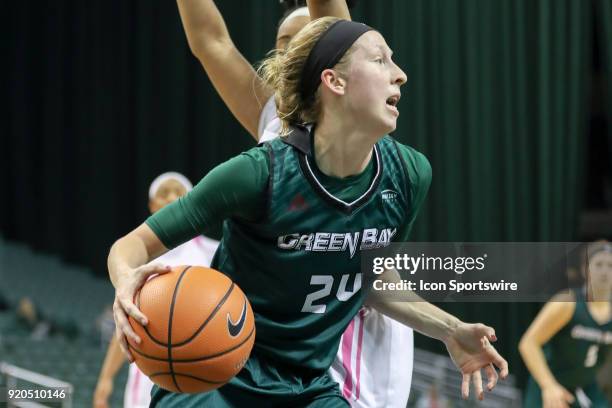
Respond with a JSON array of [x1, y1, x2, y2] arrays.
[[519, 241, 612, 408], [93, 172, 219, 408], [108, 18, 508, 407], [176, 1, 416, 406]]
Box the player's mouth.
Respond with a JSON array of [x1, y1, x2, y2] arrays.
[[386, 94, 400, 116]]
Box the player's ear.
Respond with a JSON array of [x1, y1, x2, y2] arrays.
[[321, 69, 346, 96]]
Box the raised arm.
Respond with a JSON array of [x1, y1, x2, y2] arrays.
[[176, 0, 272, 139], [307, 0, 351, 20], [368, 268, 509, 400], [519, 295, 576, 407]]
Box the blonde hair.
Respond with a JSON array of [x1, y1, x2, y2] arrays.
[[259, 17, 355, 135]]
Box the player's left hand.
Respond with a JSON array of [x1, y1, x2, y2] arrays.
[[443, 323, 509, 400]]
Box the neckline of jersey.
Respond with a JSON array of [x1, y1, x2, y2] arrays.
[[282, 124, 384, 213]]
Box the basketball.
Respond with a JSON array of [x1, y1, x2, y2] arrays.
[[126, 266, 255, 393]]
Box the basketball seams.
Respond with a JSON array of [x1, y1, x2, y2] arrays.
[[130, 265, 256, 393], [136, 273, 236, 347], [167, 265, 192, 393], [129, 326, 255, 363], [148, 372, 227, 385], [173, 282, 235, 347]]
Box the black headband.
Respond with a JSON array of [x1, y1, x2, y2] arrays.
[[300, 20, 373, 102]]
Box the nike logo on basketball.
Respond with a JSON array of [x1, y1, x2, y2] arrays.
[[227, 297, 248, 337]]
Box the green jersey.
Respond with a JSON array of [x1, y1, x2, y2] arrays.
[[525, 288, 612, 407], [544, 288, 612, 389], [146, 125, 431, 373]]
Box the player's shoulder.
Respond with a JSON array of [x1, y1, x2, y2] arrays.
[[543, 290, 578, 318], [392, 140, 430, 169], [387, 138, 432, 186], [549, 289, 578, 303], [241, 143, 273, 167]]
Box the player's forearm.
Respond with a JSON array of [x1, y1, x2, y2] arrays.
[[367, 269, 461, 341], [519, 337, 559, 389], [176, 0, 232, 58], [307, 0, 351, 20], [108, 232, 150, 288]]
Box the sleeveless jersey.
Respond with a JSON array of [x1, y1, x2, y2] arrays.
[[259, 97, 417, 408], [210, 125, 414, 371], [544, 288, 612, 389]]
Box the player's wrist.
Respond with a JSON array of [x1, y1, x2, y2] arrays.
[[440, 317, 462, 343], [540, 380, 561, 390]]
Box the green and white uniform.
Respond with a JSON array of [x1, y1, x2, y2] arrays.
[[525, 288, 612, 407], [146, 126, 431, 407]]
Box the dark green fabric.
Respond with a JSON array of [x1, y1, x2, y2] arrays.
[[150, 352, 349, 408], [146, 134, 429, 371], [543, 289, 612, 390], [595, 0, 612, 175], [146, 139, 430, 250], [149, 134, 426, 407]]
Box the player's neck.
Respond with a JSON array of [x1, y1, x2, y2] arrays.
[[587, 284, 612, 304], [313, 115, 377, 179]]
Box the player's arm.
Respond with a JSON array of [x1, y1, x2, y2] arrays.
[[519, 293, 576, 406], [108, 222, 171, 360], [93, 336, 126, 408], [307, 0, 351, 20], [367, 271, 460, 340], [368, 268, 508, 400], [176, 0, 271, 140], [108, 149, 268, 360]]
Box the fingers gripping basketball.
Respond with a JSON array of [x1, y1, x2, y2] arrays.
[[127, 266, 255, 393]]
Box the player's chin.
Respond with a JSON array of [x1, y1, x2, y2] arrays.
[[379, 115, 398, 134]]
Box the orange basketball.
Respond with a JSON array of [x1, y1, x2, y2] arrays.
[[127, 266, 255, 393]]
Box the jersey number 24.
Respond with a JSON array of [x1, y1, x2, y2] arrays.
[[301, 274, 362, 314]]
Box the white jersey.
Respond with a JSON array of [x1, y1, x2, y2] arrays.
[[258, 97, 414, 408], [329, 307, 413, 408], [123, 236, 219, 408], [257, 96, 282, 143]]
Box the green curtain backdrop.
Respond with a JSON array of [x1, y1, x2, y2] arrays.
[[5, 1, 279, 271], [350, 0, 593, 386], [596, 0, 612, 170], [351, 0, 591, 242], [4, 0, 597, 389]]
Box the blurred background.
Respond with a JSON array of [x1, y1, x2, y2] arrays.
[[2, 0, 611, 406]]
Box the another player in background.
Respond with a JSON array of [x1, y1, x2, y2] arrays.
[[109, 17, 508, 407], [176, 1, 415, 406], [519, 241, 612, 408], [93, 172, 219, 408]]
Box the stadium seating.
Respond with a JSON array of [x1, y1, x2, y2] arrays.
[[0, 237, 124, 406]]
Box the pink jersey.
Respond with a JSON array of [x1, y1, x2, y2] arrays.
[[329, 307, 414, 408]]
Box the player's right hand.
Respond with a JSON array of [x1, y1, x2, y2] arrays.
[[541, 383, 575, 408], [113, 263, 171, 361], [92, 377, 113, 408]]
